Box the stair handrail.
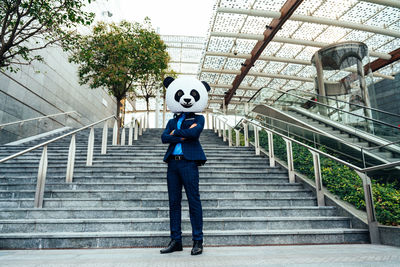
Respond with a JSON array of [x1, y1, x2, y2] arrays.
[[212, 113, 400, 244], [211, 112, 237, 146], [0, 111, 82, 129], [119, 113, 146, 145], [0, 115, 119, 208], [290, 90, 400, 119], [249, 87, 400, 120], [239, 115, 400, 174], [270, 89, 400, 131]]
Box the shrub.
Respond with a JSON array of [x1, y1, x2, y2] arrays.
[[257, 130, 400, 226]]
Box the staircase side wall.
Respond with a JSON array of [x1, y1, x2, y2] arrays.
[[379, 226, 400, 247], [0, 46, 117, 145]]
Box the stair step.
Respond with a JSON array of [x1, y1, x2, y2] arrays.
[[0, 197, 318, 208], [0, 206, 338, 219], [0, 182, 304, 190], [0, 127, 370, 248], [0, 229, 369, 249], [0, 189, 314, 199], [0, 217, 352, 233]]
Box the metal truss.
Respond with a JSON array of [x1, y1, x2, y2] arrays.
[[199, 0, 400, 111]]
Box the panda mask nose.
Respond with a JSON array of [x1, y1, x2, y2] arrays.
[[183, 98, 191, 104]]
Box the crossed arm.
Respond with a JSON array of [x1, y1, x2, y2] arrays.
[[161, 116, 205, 144]]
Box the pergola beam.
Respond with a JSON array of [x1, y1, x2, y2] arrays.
[[225, 0, 305, 106], [210, 32, 391, 60], [166, 72, 198, 76], [167, 45, 203, 50], [204, 68, 314, 82], [209, 99, 243, 105], [204, 52, 394, 79], [366, 47, 400, 73], [209, 83, 260, 91], [210, 94, 251, 99], [206, 51, 310, 65], [217, 7, 400, 39], [170, 60, 200, 64], [361, 0, 400, 9]]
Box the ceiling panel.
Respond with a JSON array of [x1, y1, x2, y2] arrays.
[[198, 0, 400, 110]]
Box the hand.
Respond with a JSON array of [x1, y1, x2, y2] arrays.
[[189, 123, 197, 129]]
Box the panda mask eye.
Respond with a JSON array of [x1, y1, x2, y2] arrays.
[[174, 90, 184, 102], [190, 89, 200, 101]]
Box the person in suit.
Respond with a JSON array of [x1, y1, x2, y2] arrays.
[[160, 77, 210, 256]]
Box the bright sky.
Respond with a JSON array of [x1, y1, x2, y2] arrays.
[[93, 0, 216, 37]]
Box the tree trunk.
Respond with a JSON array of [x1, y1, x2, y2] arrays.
[[162, 94, 166, 128], [145, 96, 150, 129], [116, 98, 122, 145]]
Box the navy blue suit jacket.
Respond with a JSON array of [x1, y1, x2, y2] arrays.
[[161, 113, 207, 165]]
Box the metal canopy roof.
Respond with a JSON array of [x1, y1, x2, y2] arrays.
[[198, 0, 400, 111], [162, 35, 205, 77]]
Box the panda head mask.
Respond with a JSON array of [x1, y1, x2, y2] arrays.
[[163, 76, 211, 113]]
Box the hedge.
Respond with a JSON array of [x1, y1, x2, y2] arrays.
[[249, 129, 400, 226]]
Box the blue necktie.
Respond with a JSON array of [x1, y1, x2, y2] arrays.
[[172, 113, 186, 155]]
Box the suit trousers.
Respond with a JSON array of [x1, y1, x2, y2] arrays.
[[167, 158, 203, 241]]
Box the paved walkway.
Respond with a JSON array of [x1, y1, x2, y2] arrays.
[[1, 244, 400, 267]]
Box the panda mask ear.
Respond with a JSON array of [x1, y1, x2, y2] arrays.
[[202, 81, 211, 92], [163, 77, 175, 88]]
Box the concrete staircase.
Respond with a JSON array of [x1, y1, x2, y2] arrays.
[[0, 127, 369, 249]]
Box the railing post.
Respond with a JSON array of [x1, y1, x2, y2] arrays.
[[266, 130, 275, 167], [223, 122, 227, 142], [143, 114, 147, 132], [218, 119, 222, 137], [112, 119, 118, 145], [121, 128, 126, 146], [139, 117, 143, 136], [34, 145, 48, 208], [206, 112, 209, 129], [228, 126, 232, 147], [309, 150, 325, 206], [213, 116, 217, 133], [86, 126, 94, 166], [234, 129, 240, 147], [128, 121, 133, 146], [284, 138, 295, 183], [101, 121, 108, 154], [243, 122, 249, 147], [66, 134, 76, 183], [134, 120, 139, 140], [255, 126, 260, 155], [356, 171, 380, 244]]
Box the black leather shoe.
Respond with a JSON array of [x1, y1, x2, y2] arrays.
[[191, 240, 203, 255], [160, 239, 183, 254]]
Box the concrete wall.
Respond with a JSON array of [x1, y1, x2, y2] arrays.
[[0, 45, 117, 144], [379, 226, 400, 247], [369, 72, 400, 126]]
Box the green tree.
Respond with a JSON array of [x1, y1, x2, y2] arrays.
[[69, 19, 169, 132], [0, 0, 94, 71], [137, 68, 176, 125]]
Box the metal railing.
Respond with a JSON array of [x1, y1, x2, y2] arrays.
[[0, 113, 147, 209], [0, 111, 82, 130], [237, 110, 400, 169], [269, 89, 400, 131], [120, 114, 147, 146], [211, 113, 400, 245], [249, 87, 400, 121]]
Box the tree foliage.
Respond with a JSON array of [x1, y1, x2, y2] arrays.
[[255, 130, 400, 226], [69, 19, 170, 128], [137, 67, 177, 112], [0, 0, 94, 71]]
